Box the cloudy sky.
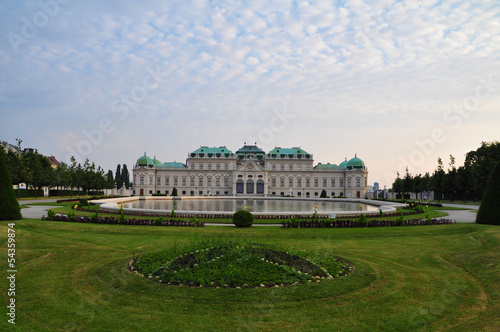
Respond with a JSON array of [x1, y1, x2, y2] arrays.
[[1, 0, 499, 188]]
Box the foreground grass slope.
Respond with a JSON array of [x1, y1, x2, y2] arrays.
[[1, 219, 498, 331]]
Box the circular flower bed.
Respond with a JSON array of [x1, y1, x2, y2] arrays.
[[128, 240, 352, 288]]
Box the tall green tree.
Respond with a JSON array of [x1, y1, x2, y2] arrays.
[[402, 168, 413, 198], [392, 172, 403, 199], [21, 150, 54, 198], [476, 161, 500, 225], [432, 158, 445, 201], [465, 141, 500, 200], [0, 148, 21, 220], [115, 164, 123, 189], [121, 164, 130, 189], [5, 150, 26, 198], [106, 170, 115, 189]]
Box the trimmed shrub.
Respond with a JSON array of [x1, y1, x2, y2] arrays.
[[233, 210, 254, 228], [0, 149, 21, 220], [476, 161, 500, 225]]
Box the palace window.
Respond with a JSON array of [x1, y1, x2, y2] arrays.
[[356, 178, 361, 187], [157, 176, 161, 185], [272, 178, 277, 187], [340, 178, 344, 187], [289, 164, 293, 171], [216, 163, 220, 170], [207, 176, 212, 186], [208, 163, 212, 170], [297, 177, 302, 187], [272, 164, 276, 171], [225, 163, 229, 170], [306, 178, 310, 187], [280, 164, 285, 171], [288, 177, 293, 187], [182, 177, 187, 186], [173, 177, 178, 186], [190, 177, 195, 186], [198, 176, 203, 186], [224, 177, 229, 186], [165, 176, 170, 186], [331, 178, 336, 187], [314, 178, 319, 187], [347, 178, 352, 187], [199, 163, 204, 170], [149, 175, 153, 185], [322, 178, 327, 187], [140, 175, 144, 185], [280, 178, 285, 187]]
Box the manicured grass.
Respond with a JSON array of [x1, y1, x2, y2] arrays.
[[1, 218, 498, 331]]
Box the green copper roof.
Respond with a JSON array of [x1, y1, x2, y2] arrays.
[[347, 155, 365, 168], [137, 153, 154, 166], [268, 147, 310, 155], [339, 158, 348, 169], [267, 147, 312, 159], [314, 163, 339, 170], [152, 156, 162, 167], [162, 162, 186, 169], [236, 144, 265, 159], [190, 146, 233, 157]]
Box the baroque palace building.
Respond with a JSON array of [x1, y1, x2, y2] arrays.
[[132, 143, 368, 198]]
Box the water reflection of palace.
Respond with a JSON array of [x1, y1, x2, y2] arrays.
[[133, 143, 368, 198]]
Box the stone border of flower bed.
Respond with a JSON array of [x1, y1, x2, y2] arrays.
[[281, 218, 454, 228], [42, 214, 204, 227], [71, 205, 422, 220]]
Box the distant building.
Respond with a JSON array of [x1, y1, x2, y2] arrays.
[[47, 156, 59, 169], [373, 182, 380, 191], [1, 141, 19, 155], [132, 143, 369, 198]]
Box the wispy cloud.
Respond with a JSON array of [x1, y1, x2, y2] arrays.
[[0, 0, 499, 186]]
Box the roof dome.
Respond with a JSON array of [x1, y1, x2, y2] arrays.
[[152, 156, 162, 167], [339, 158, 348, 169], [347, 155, 365, 169], [137, 153, 154, 167]]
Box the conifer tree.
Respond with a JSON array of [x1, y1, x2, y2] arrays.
[[121, 164, 130, 189], [476, 161, 500, 225], [115, 164, 123, 189], [0, 148, 22, 220]]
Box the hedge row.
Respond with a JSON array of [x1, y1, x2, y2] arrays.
[[57, 195, 125, 203], [281, 218, 454, 228], [43, 214, 204, 227]]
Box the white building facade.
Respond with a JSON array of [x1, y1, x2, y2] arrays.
[[133, 144, 369, 198]]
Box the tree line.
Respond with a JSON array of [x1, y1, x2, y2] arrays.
[[2, 140, 131, 198], [391, 141, 500, 202]]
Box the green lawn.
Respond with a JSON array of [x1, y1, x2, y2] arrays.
[[1, 218, 498, 331]]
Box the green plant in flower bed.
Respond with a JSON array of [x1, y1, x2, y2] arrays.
[[129, 239, 351, 288]]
